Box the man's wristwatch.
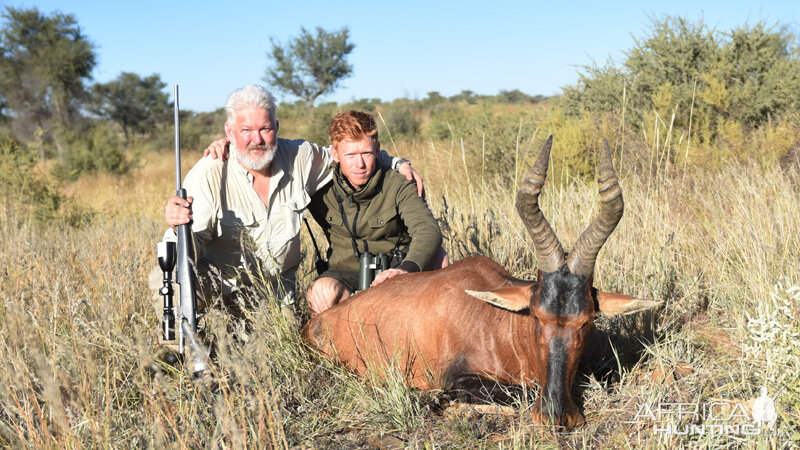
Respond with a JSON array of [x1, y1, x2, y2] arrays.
[[393, 158, 411, 170]]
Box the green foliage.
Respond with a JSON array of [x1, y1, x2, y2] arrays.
[[303, 102, 337, 146], [0, 136, 90, 225], [178, 108, 226, 151], [427, 106, 541, 179], [626, 16, 719, 119], [341, 97, 382, 113], [0, 6, 96, 156], [425, 104, 469, 141], [53, 121, 127, 180], [561, 61, 630, 116], [265, 26, 355, 109], [718, 23, 800, 124], [450, 89, 481, 104], [496, 89, 543, 104], [563, 15, 800, 145], [380, 99, 421, 140], [422, 91, 446, 109], [91, 72, 171, 142]]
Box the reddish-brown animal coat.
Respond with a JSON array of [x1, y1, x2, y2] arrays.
[[305, 255, 545, 388]]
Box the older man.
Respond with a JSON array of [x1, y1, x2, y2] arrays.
[[152, 85, 420, 325], [305, 111, 448, 315]]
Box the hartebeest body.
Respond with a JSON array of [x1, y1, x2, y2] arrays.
[[303, 136, 656, 428]]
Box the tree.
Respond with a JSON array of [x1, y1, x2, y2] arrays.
[[497, 89, 540, 104], [561, 60, 632, 116], [265, 27, 355, 110], [624, 16, 719, 126], [717, 23, 800, 123], [563, 15, 800, 131], [0, 7, 96, 157], [450, 90, 479, 104], [91, 72, 170, 141]]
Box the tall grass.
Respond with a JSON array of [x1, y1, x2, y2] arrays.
[[0, 114, 798, 447]]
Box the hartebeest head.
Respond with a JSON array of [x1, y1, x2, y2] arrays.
[[465, 136, 626, 428]]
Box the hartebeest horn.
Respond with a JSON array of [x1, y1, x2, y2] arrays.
[[515, 135, 565, 273], [566, 140, 623, 276]]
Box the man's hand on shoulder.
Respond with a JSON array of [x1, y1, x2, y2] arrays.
[[204, 138, 230, 160], [371, 268, 408, 287], [397, 162, 425, 198]]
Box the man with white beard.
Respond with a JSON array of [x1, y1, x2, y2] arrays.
[[151, 85, 421, 335]]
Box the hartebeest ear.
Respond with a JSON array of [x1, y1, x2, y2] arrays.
[[595, 291, 661, 316], [465, 285, 533, 312]]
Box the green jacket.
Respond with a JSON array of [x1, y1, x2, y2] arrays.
[[309, 165, 442, 273]]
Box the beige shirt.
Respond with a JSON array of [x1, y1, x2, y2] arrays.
[[162, 138, 396, 303]]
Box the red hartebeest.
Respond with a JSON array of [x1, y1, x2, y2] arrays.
[[302, 136, 657, 429]]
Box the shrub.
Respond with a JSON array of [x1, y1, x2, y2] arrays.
[[54, 121, 128, 180], [563, 15, 800, 144], [424, 103, 468, 141], [303, 102, 337, 146], [380, 99, 420, 141], [342, 97, 381, 113], [0, 136, 89, 225], [497, 89, 543, 104]]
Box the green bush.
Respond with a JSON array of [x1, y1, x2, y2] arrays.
[[562, 15, 800, 142], [342, 97, 381, 113], [380, 99, 420, 140], [426, 106, 543, 180], [561, 61, 632, 119], [55, 122, 128, 180], [496, 89, 543, 104], [718, 22, 800, 124], [0, 136, 89, 225], [424, 104, 469, 141], [180, 109, 226, 151], [302, 102, 337, 146]]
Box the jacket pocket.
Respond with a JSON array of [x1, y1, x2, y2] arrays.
[[271, 189, 310, 247], [367, 208, 399, 229]]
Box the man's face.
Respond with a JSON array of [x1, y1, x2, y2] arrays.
[[331, 135, 377, 189], [225, 107, 279, 171]]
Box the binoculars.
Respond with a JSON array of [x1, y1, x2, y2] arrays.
[[358, 252, 390, 291]]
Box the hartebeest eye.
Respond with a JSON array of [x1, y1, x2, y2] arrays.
[[572, 322, 592, 349]]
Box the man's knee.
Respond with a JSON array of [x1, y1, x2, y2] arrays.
[[307, 277, 350, 315]]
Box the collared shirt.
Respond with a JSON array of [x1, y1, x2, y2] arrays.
[[162, 138, 398, 303]]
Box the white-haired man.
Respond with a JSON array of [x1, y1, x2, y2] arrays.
[[151, 85, 420, 330]]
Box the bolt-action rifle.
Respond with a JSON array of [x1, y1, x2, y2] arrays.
[[156, 85, 209, 376]]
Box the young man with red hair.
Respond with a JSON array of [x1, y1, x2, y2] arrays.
[[306, 111, 448, 314]]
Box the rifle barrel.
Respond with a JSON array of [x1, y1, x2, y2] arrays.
[[174, 85, 181, 193]]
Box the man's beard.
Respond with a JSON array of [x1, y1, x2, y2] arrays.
[[233, 141, 277, 171]]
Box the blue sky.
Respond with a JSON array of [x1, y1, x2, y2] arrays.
[[2, 0, 798, 112]]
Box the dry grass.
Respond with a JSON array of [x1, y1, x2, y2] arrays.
[[1, 119, 798, 447]]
